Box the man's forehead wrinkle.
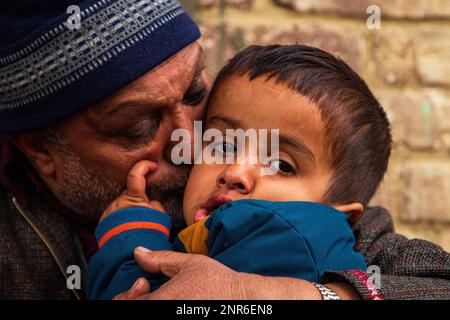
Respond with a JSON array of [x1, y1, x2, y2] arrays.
[[80, 100, 109, 129], [87, 43, 202, 120], [131, 44, 202, 102], [195, 46, 206, 74], [149, 41, 202, 85], [150, 41, 201, 73]]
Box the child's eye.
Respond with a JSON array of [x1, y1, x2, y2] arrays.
[[212, 141, 236, 154], [220, 142, 236, 154], [270, 159, 295, 174]]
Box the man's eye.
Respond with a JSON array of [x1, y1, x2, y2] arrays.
[[119, 118, 160, 145], [182, 78, 207, 106], [270, 159, 295, 174], [123, 126, 147, 139]]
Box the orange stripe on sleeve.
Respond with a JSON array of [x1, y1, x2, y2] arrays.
[[98, 222, 170, 248]]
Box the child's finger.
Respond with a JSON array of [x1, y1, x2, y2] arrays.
[[126, 160, 157, 200], [149, 200, 166, 212]]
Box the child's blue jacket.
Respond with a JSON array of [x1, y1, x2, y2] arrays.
[[87, 199, 367, 299]]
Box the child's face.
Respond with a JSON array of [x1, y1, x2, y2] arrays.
[[183, 75, 335, 225]]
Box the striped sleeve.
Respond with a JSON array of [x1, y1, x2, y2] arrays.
[[95, 206, 171, 248]]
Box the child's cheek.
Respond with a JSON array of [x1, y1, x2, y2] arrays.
[[183, 164, 213, 224]]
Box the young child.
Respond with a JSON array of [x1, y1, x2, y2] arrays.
[[87, 44, 391, 300]]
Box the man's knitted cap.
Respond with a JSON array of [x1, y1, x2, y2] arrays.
[[0, 0, 200, 133]]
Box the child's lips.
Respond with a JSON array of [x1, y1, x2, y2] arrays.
[[193, 193, 233, 223], [193, 208, 209, 223]]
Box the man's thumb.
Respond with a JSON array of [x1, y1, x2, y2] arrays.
[[134, 247, 189, 278]]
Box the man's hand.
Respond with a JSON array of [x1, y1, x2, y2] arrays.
[[114, 248, 360, 300], [100, 160, 165, 221]]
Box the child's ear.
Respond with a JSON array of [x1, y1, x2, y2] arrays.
[[332, 202, 364, 223]]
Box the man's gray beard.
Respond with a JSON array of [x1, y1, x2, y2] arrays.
[[54, 151, 189, 229]]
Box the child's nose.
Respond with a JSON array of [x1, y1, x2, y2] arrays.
[[216, 164, 255, 194]]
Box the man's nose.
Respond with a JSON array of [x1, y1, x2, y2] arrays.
[[216, 164, 256, 195]]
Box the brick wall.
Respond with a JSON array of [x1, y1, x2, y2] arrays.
[[181, 0, 450, 251]]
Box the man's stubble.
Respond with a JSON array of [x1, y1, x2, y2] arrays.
[[54, 149, 190, 231]]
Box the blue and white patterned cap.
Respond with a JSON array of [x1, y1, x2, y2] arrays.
[[0, 0, 201, 133]]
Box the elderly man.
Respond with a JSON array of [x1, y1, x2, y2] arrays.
[[0, 0, 449, 300]]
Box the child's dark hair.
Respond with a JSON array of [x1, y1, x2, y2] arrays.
[[211, 44, 392, 207]]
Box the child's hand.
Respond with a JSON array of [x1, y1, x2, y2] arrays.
[[100, 160, 166, 221]]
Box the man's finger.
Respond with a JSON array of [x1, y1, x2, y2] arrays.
[[134, 248, 190, 278], [113, 277, 150, 300], [126, 160, 157, 199]]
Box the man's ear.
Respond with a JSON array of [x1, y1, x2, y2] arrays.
[[8, 133, 57, 179], [333, 202, 364, 223]]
